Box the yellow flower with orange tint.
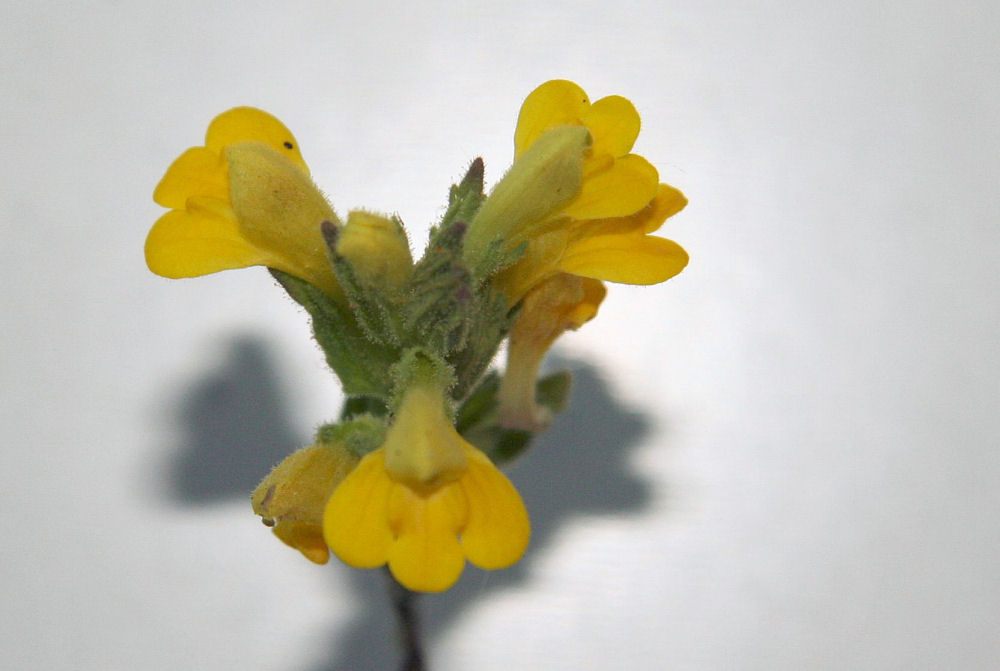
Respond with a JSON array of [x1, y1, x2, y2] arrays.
[[497, 273, 606, 430], [251, 442, 360, 564], [468, 80, 689, 303], [146, 107, 341, 296], [323, 374, 530, 592]]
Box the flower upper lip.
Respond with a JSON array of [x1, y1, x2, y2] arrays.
[[145, 107, 341, 296]]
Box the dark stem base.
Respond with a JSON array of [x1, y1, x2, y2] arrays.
[[384, 568, 424, 671]]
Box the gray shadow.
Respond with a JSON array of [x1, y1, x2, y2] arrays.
[[161, 334, 305, 504], [156, 336, 662, 669], [312, 357, 659, 671]]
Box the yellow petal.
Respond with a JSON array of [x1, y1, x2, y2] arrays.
[[323, 450, 395, 568], [495, 227, 569, 304], [459, 447, 530, 570], [251, 443, 358, 565], [568, 277, 607, 326], [565, 181, 687, 242], [642, 183, 689, 234], [153, 147, 228, 208], [272, 521, 331, 564], [581, 95, 641, 158], [514, 80, 590, 157], [386, 484, 468, 592], [563, 154, 660, 220], [498, 273, 606, 430], [145, 201, 275, 278], [205, 107, 309, 173], [558, 233, 689, 285]]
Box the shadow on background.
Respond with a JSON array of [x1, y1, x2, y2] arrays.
[[160, 336, 660, 669], [162, 334, 306, 504]]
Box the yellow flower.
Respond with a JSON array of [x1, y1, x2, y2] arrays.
[[323, 378, 530, 592], [472, 81, 690, 426], [251, 442, 360, 564], [470, 80, 689, 303], [146, 107, 342, 296], [497, 273, 606, 430]]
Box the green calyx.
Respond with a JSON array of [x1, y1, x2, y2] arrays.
[[270, 267, 400, 399], [463, 125, 590, 274], [315, 415, 388, 459]]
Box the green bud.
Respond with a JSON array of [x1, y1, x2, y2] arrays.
[[336, 210, 413, 289]]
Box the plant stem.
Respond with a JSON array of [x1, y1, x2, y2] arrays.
[[385, 568, 424, 671]]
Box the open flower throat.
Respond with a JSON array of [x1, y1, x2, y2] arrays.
[[147, 80, 688, 592]]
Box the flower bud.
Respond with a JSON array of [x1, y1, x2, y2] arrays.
[[335, 210, 413, 289]]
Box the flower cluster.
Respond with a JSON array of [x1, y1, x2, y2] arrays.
[[147, 80, 688, 592]]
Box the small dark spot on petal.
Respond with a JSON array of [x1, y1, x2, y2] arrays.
[[283, 141, 294, 149], [261, 517, 275, 527]]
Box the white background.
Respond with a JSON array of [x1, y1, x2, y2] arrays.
[[3, 1, 998, 669]]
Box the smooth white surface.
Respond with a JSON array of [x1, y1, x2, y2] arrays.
[[3, 1, 998, 669]]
